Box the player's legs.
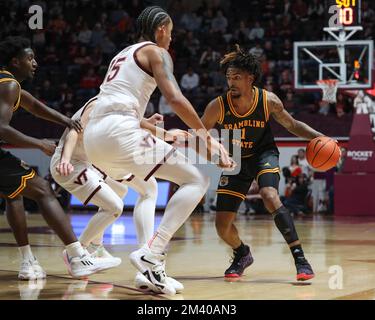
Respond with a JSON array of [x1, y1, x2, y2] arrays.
[[78, 182, 125, 248], [215, 171, 255, 278], [129, 151, 209, 295], [147, 154, 210, 254], [5, 196, 45, 280], [257, 149, 314, 281], [19, 175, 116, 278], [125, 176, 157, 246], [123, 176, 184, 293]]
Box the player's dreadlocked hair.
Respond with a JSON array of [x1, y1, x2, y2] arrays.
[[0, 36, 31, 69], [136, 6, 171, 42], [220, 44, 262, 83]]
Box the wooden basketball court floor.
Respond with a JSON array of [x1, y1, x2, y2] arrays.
[[0, 212, 375, 300]]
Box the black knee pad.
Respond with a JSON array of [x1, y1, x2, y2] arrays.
[[272, 206, 299, 244]]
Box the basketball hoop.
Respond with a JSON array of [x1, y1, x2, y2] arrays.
[[316, 79, 339, 103]]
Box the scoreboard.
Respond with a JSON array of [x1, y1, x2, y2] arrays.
[[327, 0, 362, 27]]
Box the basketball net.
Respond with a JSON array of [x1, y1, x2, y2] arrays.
[[316, 79, 338, 103]]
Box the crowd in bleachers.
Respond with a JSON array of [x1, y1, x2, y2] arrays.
[[1, 0, 374, 138]]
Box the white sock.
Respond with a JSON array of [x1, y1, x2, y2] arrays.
[[18, 245, 35, 261], [148, 228, 172, 254], [79, 183, 124, 247], [149, 152, 209, 253], [65, 241, 86, 258]]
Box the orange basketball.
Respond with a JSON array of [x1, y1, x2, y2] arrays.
[[306, 137, 341, 171]]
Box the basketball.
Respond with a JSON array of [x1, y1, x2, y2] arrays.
[[306, 137, 341, 171]]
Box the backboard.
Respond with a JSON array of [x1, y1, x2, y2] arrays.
[[294, 40, 373, 90]]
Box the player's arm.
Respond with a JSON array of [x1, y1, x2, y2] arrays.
[[20, 89, 83, 132], [268, 91, 324, 140], [0, 82, 55, 155], [147, 47, 232, 166], [194, 98, 222, 161], [56, 129, 79, 176], [201, 98, 221, 130], [148, 47, 208, 136], [140, 117, 192, 143]]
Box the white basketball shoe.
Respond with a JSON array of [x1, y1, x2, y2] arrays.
[[18, 260, 36, 280], [129, 245, 176, 295], [89, 244, 122, 269], [134, 272, 184, 293], [62, 249, 118, 278]]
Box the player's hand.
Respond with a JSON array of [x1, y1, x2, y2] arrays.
[[216, 144, 237, 171], [40, 139, 56, 156], [165, 129, 192, 145], [56, 159, 74, 176], [146, 113, 164, 125], [206, 136, 234, 168], [68, 119, 83, 133]]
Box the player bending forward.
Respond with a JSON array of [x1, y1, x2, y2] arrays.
[[53, 98, 188, 292]]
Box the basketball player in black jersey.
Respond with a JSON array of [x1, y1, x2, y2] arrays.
[[202, 45, 331, 281], [0, 36, 109, 280]]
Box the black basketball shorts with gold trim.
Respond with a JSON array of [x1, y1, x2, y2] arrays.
[[0, 148, 35, 199], [216, 148, 280, 213]]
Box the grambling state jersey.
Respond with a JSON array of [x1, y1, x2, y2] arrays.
[[90, 41, 157, 120], [216, 87, 277, 158], [0, 70, 21, 113]]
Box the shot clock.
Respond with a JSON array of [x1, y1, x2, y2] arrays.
[[327, 0, 362, 28]]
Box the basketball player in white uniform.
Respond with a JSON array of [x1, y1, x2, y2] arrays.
[[83, 6, 233, 295], [52, 99, 188, 292]]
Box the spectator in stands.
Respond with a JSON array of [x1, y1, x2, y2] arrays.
[[180, 10, 202, 32], [249, 42, 264, 58], [60, 90, 76, 118], [297, 148, 311, 177], [283, 173, 310, 215], [210, 69, 227, 93], [281, 0, 293, 18], [289, 155, 302, 178], [234, 21, 250, 44], [336, 147, 347, 173], [248, 21, 264, 41], [78, 67, 101, 100], [181, 67, 200, 96], [211, 10, 228, 34], [40, 80, 58, 108], [183, 31, 200, 56], [278, 69, 293, 99], [201, 8, 214, 33], [199, 72, 215, 96], [199, 47, 220, 71], [78, 22, 92, 46], [292, 0, 308, 21], [159, 95, 174, 116], [90, 23, 106, 48], [49, 14, 67, 36], [100, 36, 116, 61], [307, 0, 324, 20], [283, 89, 299, 115]]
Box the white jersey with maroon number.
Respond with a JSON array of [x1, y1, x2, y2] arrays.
[[91, 41, 157, 120]]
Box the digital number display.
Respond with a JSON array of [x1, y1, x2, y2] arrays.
[[327, 0, 361, 27]]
